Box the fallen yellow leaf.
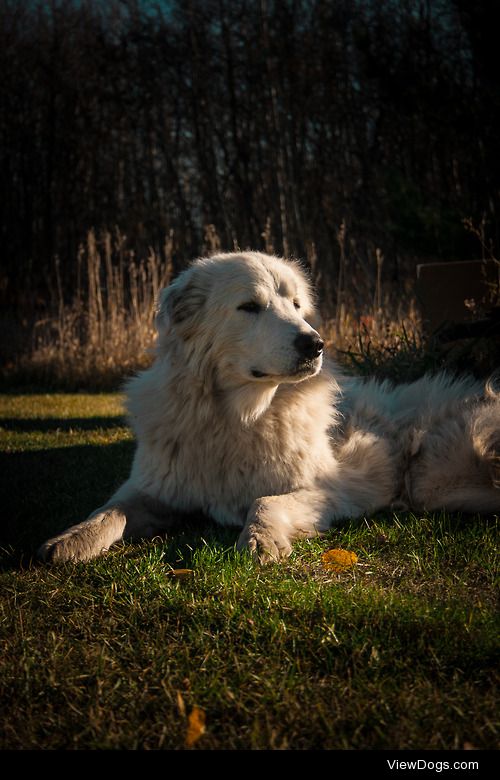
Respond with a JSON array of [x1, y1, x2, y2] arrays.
[[321, 548, 358, 572], [185, 706, 206, 748]]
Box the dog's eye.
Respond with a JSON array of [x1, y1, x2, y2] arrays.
[[237, 301, 262, 314], [293, 300, 301, 310]]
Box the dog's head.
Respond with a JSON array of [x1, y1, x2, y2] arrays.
[[156, 252, 324, 421], [157, 251, 323, 380]]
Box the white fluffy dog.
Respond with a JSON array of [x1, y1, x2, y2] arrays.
[[38, 251, 500, 563]]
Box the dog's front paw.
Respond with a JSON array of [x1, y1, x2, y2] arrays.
[[237, 524, 292, 564], [236, 497, 293, 564], [38, 531, 104, 563], [38, 510, 126, 563]]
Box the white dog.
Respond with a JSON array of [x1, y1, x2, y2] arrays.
[[38, 251, 500, 563]]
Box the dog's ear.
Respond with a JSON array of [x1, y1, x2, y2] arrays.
[[156, 266, 208, 335]]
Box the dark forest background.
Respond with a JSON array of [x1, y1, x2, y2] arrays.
[[1, 0, 499, 313]]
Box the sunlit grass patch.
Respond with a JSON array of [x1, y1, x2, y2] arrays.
[[0, 394, 131, 454], [0, 393, 498, 750], [0, 393, 125, 419]]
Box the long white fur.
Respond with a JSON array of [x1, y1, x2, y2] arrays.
[[38, 251, 500, 563]]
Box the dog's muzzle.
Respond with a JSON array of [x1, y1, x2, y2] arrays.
[[294, 333, 324, 360]]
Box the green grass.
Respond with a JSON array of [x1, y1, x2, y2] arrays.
[[0, 394, 498, 750]]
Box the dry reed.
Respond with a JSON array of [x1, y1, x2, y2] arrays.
[[22, 229, 173, 388]]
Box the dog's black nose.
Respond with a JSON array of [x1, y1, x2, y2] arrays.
[[294, 333, 324, 359]]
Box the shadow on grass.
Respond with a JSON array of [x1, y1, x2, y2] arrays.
[[0, 416, 127, 432], [110, 515, 239, 568], [0, 437, 239, 572], [0, 439, 134, 566]]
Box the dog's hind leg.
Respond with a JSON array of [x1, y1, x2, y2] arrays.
[[407, 399, 500, 513], [472, 400, 500, 490], [38, 483, 172, 563]]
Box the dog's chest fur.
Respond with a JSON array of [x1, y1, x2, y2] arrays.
[[125, 360, 338, 526]]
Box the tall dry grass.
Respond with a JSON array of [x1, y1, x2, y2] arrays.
[[4, 227, 425, 389], [323, 290, 426, 382], [18, 229, 173, 388], [315, 227, 426, 381]]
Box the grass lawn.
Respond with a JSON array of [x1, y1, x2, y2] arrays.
[[0, 392, 498, 751]]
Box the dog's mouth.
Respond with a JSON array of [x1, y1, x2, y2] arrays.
[[251, 357, 322, 382], [251, 369, 269, 378]]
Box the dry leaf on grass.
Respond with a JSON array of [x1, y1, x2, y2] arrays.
[[167, 568, 194, 579], [321, 548, 358, 572], [185, 706, 206, 748]]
